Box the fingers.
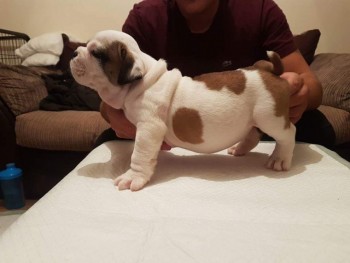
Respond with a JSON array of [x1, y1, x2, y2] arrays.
[[99, 102, 110, 122], [160, 142, 172, 151], [289, 88, 308, 124], [280, 72, 304, 95], [281, 72, 309, 124], [289, 106, 302, 124], [106, 108, 136, 139], [114, 124, 136, 139]]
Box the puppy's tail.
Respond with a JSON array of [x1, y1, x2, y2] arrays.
[[253, 51, 284, 76]]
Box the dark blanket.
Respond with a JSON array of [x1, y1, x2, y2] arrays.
[[39, 72, 101, 111]]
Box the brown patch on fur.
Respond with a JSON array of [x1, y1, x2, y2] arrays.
[[254, 61, 274, 73], [254, 52, 284, 76], [98, 41, 136, 85], [194, 70, 246, 95], [172, 107, 204, 144], [260, 71, 291, 129]]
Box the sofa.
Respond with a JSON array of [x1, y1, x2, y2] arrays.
[[0, 63, 110, 198], [0, 29, 349, 198]]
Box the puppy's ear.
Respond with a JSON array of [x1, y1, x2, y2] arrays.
[[117, 43, 143, 85]]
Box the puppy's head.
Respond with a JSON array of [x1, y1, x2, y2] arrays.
[[70, 30, 143, 92]]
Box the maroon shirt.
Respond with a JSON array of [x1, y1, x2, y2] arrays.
[[123, 0, 296, 77]]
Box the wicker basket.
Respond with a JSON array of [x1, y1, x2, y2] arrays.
[[0, 29, 30, 65]]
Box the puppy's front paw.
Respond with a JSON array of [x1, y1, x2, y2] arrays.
[[266, 144, 294, 171], [114, 169, 149, 191], [266, 153, 292, 171]]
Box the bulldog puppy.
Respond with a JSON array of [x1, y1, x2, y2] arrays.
[[70, 30, 296, 191]]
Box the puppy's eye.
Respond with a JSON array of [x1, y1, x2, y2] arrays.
[[91, 50, 108, 62], [120, 47, 127, 60]]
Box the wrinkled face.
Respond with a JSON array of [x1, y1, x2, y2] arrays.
[[70, 30, 143, 91]]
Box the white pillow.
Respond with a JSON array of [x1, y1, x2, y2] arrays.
[[21, 53, 60, 67], [15, 32, 64, 59]]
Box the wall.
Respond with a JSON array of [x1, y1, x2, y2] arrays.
[[275, 0, 350, 53], [0, 0, 138, 41], [1, 0, 349, 53]]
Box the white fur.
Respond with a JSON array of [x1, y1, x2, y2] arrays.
[[70, 30, 296, 191]]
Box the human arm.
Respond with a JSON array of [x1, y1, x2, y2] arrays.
[[100, 101, 171, 150], [100, 101, 136, 139], [259, 0, 322, 123], [281, 51, 323, 124]]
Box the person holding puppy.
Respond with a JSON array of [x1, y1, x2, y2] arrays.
[[97, 0, 334, 148]]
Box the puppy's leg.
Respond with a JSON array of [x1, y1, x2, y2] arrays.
[[227, 127, 262, 156], [115, 120, 167, 191], [256, 118, 296, 171]]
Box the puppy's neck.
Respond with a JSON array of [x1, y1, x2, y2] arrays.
[[98, 53, 167, 110], [125, 54, 167, 97], [100, 85, 130, 109], [141, 54, 168, 87]]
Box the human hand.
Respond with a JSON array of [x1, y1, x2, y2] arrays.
[[160, 141, 172, 151], [280, 72, 309, 124], [103, 104, 136, 139], [102, 103, 172, 150]]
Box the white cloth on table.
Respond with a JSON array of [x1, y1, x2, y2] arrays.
[[0, 141, 349, 262]]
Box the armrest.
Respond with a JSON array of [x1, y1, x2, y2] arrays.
[[0, 96, 16, 168], [311, 53, 350, 146], [311, 53, 350, 112]]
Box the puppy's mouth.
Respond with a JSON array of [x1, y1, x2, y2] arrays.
[[70, 59, 86, 77]]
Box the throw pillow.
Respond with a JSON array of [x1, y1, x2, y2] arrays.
[[15, 32, 64, 58], [311, 53, 350, 113], [21, 53, 60, 67], [0, 63, 49, 115], [294, 29, 321, 65]]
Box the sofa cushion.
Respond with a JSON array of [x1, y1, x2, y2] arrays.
[[294, 29, 321, 65], [318, 105, 350, 145], [15, 110, 110, 151], [311, 53, 350, 112], [0, 63, 58, 116]]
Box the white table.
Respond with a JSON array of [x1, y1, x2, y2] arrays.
[[1, 141, 349, 262]]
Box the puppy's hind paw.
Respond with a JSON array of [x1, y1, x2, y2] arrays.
[[227, 146, 247, 156], [114, 170, 148, 191]]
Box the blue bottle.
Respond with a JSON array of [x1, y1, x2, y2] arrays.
[[0, 163, 25, 209]]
